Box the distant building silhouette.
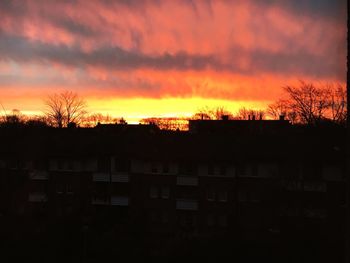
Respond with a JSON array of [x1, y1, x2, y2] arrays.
[[0, 120, 346, 261]]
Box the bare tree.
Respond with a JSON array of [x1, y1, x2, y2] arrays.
[[283, 81, 333, 125], [327, 83, 347, 125], [267, 99, 297, 123], [192, 106, 233, 120], [140, 117, 188, 130], [236, 107, 265, 120], [61, 91, 87, 125], [45, 91, 87, 128]]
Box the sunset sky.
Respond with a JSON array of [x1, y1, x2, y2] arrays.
[[0, 0, 347, 123]]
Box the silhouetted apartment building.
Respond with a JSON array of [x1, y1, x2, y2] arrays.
[[0, 121, 346, 261]]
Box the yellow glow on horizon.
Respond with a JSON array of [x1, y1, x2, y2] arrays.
[[87, 97, 271, 124], [2, 95, 272, 124]]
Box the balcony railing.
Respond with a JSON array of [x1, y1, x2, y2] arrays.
[[29, 171, 49, 180], [176, 176, 198, 186], [91, 197, 109, 205], [92, 173, 110, 182], [176, 199, 198, 210], [28, 193, 48, 202], [111, 196, 129, 206], [111, 173, 129, 183]]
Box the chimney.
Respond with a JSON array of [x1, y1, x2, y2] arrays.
[[279, 115, 285, 121], [221, 115, 229, 121], [252, 115, 256, 120]]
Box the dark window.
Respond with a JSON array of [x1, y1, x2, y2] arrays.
[[162, 163, 170, 174], [236, 164, 246, 176], [218, 191, 228, 202], [179, 163, 197, 176], [98, 157, 109, 172], [151, 162, 158, 173], [56, 182, 64, 193], [252, 164, 258, 177], [67, 160, 74, 171], [220, 165, 226, 176], [115, 158, 129, 173], [150, 186, 158, 198], [57, 160, 64, 170], [207, 190, 215, 201], [208, 164, 214, 175]]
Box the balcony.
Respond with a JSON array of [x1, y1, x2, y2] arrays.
[[28, 193, 48, 202], [92, 173, 110, 182], [176, 199, 198, 210], [303, 182, 327, 192], [91, 197, 109, 205], [111, 173, 129, 183], [176, 176, 198, 186], [111, 196, 129, 206], [29, 171, 49, 180]]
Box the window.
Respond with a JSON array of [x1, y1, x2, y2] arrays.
[[98, 157, 109, 172], [66, 183, 73, 194], [208, 164, 214, 175], [238, 190, 247, 202], [57, 160, 64, 170], [161, 187, 170, 199], [162, 163, 170, 174], [207, 214, 214, 226], [236, 164, 246, 176], [218, 191, 228, 202], [252, 164, 258, 177], [250, 192, 260, 202], [162, 212, 169, 224], [150, 186, 158, 198], [207, 190, 215, 201], [115, 158, 129, 173], [218, 215, 228, 227], [219, 165, 226, 176], [149, 211, 158, 223], [151, 162, 158, 173], [67, 160, 74, 171], [56, 182, 64, 194], [179, 163, 197, 176]]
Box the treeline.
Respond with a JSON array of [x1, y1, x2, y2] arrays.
[[0, 81, 347, 130]]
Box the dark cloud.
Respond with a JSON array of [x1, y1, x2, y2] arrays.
[[53, 18, 99, 37], [256, 0, 347, 20], [0, 32, 344, 80]]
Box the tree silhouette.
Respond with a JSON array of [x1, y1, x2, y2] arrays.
[[237, 107, 265, 120], [267, 99, 297, 123], [192, 106, 233, 120], [281, 81, 346, 125], [44, 91, 87, 128]]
